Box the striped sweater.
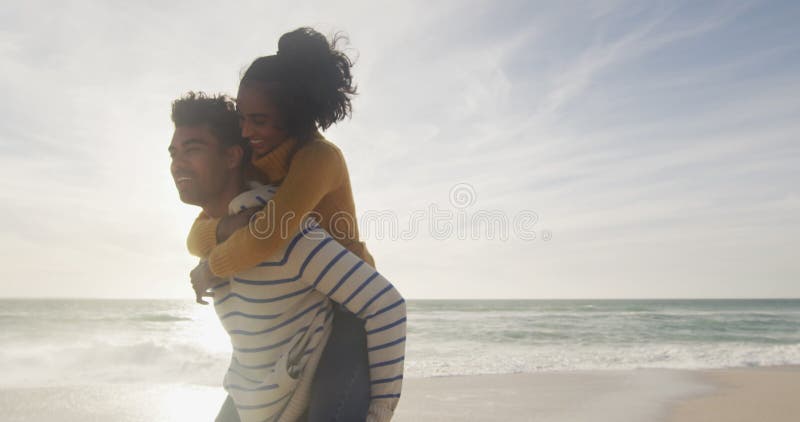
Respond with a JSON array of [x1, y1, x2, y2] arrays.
[[211, 184, 406, 422]]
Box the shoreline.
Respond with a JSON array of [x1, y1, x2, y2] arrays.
[[394, 365, 800, 421], [1, 366, 798, 421], [394, 368, 707, 422]]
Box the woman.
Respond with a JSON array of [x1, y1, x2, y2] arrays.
[[189, 28, 401, 421]]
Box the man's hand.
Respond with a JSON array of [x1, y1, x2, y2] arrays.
[[216, 207, 262, 243], [190, 261, 224, 305]]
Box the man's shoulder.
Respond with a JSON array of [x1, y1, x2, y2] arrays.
[[231, 220, 343, 280], [227, 183, 278, 215]]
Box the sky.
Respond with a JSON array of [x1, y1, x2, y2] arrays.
[[0, 0, 798, 299]]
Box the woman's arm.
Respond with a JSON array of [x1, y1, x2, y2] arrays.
[[206, 141, 344, 277], [186, 213, 219, 258], [187, 208, 267, 259]]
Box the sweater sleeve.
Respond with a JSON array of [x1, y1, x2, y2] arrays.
[[186, 212, 220, 258], [307, 246, 406, 421], [207, 142, 344, 277]]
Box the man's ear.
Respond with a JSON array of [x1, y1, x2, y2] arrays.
[[226, 145, 245, 169]]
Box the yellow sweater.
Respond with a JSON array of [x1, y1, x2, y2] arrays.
[[187, 133, 375, 277]]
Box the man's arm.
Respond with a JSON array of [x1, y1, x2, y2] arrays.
[[297, 229, 406, 422]]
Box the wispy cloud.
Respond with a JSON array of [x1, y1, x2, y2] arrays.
[[0, 0, 798, 298]]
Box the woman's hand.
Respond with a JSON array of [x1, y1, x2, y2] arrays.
[[190, 261, 224, 305], [216, 207, 262, 243]]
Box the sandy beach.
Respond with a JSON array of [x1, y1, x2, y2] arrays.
[[393, 366, 800, 422], [668, 366, 800, 422], [393, 369, 708, 422], [2, 366, 797, 421], [396, 366, 800, 422]]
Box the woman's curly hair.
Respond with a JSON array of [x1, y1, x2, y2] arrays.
[[241, 27, 357, 141]]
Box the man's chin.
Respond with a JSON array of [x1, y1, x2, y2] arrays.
[[177, 190, 202, 207]]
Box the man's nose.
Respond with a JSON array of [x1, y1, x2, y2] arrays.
[[240, 120, 254, 139], [171, 156, 187, 175]]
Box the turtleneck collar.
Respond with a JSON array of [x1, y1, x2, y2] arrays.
[[251, 137, 299, 184]]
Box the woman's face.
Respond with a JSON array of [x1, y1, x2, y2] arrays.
[[236, 81, 290, 158]]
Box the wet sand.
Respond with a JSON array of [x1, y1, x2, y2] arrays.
[[2, 366, 798, 421], [668, 366, 800, 422]]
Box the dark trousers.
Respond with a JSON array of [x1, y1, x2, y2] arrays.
[[215, 306, 370, 422]]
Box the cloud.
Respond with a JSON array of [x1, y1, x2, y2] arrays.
[[1, 0, 798, 299]]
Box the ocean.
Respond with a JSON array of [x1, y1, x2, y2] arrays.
[[1, 298, 798, 389]]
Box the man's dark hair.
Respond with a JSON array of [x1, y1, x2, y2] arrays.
[[171, 92, 250, 161], [241, 27, 357, 142]]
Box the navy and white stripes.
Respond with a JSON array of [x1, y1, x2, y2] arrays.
[[212, 184, 406, 422]]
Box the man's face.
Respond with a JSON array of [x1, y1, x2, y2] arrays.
[[169, 125, 232, 207]]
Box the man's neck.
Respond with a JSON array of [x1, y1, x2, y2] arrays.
[[202, 174, 248, 219]]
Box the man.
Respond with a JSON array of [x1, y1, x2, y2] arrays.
[[168, 92, 405, 422]]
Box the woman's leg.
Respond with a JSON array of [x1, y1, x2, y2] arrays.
[[307, 305, 370, 421]]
